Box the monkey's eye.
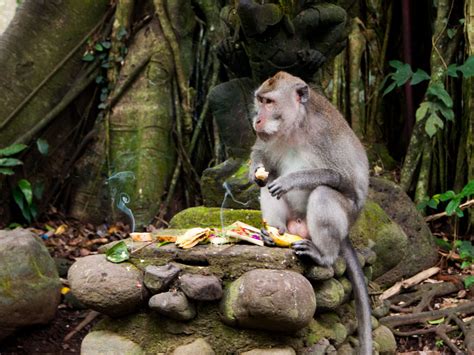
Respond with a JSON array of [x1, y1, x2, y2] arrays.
[[258, 96, 273, 104]]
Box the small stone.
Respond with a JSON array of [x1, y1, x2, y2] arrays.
[[179, 273, 223, 301], [149, 291, 196, 321], [371, 316, 379, 330], [363, 266, 373, 281], [359, 248, 377, 265], [241, 347, 296, 355], [68, 254, 146, 317], [81, 330, 144, 355], [144, 264, 181, 294], [305, 265, 334, 281], [333, 257, 346, 277], [336, 342, 356, 355], [372, 300, 390, 318], [172, 338, 215, 355], [313, 278, 344, 310], [220, 269, 316, 332], [338, 277, 353, 304], [372, 325, 396, 354], [355, 252, 366, 268]]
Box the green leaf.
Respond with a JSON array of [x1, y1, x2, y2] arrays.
[[439, 190, 455, 201], [0, 168, 14, 175], [447, 28, 456, 39], [464, 275, 474, 289], [383, 81, 397, 96], [461, 180, 474, 196], [393, 63, 413, 86], [18, 179, 33, 206], [0, 158, 23, 167], [434, 238, 451, 251], [389, 60, 405, 70], [456, 240, 474, 260], [101, 41, 112, 49], [427, 199, 439, 209], [36, 138, 49, 156], [94, 43, 104, 52], [82, 53, 95, 62], [410, 69, 430, 85], [434, 103, 454, 121], [428, 317, 445, 325], [460, 261, 471, 269], [455, 207, 464, 218], [446, 198, 461, 216], [416, 102, 431, 122], [12, 187, 32, 223], [447, 64, 458, 78], [0, 143, 27, 156], [457, 56, 474, 78], [417, 199, 429, 210], [459, 18, 465, 25], [425, 112, 444, 137], [106, 241, 130, 263], [427, 83, 453, 108]]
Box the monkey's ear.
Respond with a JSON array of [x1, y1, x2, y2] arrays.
[[296, 84, 309, 104]]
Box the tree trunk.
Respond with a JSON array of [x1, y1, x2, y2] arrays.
[[0, 0, 109, 146]]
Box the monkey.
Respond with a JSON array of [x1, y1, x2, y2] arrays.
[[249, 71, 372, 354]]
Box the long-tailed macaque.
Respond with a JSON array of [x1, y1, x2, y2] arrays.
[[249, 71, 372, 354]]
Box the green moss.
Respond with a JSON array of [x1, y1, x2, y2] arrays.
[[350, 201, 391, 247], [232, 163, 250, 180], [169, 207, 262, 229]]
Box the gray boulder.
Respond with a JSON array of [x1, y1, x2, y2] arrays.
[[0, 229, 61, 340], [179, 273, 223, 301], [144, 263, 181, 294], [220, 269, 316, 332], [313, 278, 345, 310], [172, 338, 215, 355], [149, 291, 196, 321], [68, 254, 147, 316], [81, 330, 145, 355]]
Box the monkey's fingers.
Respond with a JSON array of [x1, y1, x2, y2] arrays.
[[260, 228, 276, 247], [292, 240, 324, 265], [267, 182, 285, 199]]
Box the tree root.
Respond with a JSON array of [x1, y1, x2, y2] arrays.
[[381, 301, 474, 353], [389, 282, 462, 313]]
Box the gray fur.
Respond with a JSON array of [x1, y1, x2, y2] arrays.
[[249, 71, 372, 355]]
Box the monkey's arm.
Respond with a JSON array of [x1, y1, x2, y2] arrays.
[[267, 168, 350, 198], [249, 142, 268, 187]]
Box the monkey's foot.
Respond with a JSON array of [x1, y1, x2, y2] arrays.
[[260, 228, 276, 247], [292, 239, 325, 265]]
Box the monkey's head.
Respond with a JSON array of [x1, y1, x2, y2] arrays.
[[253, 71, 309, 140]]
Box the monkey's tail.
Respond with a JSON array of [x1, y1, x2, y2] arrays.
[[341, 237, 372, 355]]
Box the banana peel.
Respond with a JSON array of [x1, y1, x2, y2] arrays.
[[264, 224, 303, 247]]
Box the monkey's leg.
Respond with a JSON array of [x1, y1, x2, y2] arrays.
[[292, 186, 350, 266]]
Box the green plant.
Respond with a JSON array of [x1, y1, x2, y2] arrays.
[[418, 180, 474, 217], [0, 143, 27, 176], [382, 56, 474, 137]]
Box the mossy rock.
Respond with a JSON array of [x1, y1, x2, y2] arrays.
[[201, 158, 260, 210], [169, 206, 262, 229]]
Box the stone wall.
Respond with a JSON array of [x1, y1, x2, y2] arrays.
[[69, 240, 397, 354]]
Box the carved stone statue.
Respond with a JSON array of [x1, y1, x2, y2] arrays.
[[210, 0, 348, 157]]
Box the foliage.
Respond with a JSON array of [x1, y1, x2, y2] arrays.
[[12, 179, 38, 223], [383, 56, 474, 137], [418, 180, 474, 217], [106, 241, 130, 263], [0, 143, 27, 176]]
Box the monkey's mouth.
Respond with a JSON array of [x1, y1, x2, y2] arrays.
[[256, 131, 273, 141]]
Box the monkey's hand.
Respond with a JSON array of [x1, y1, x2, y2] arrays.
[[292, 239, 325, 265], [260, 228, 276, 246], [267, 176, 291, 199], [250, 165, 268, 187]]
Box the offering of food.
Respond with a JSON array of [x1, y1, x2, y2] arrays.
[[176, 227, 210, 249], [130, 232, 153, 242], [263, 220, 303, 247], [255, 166, 269, 181]]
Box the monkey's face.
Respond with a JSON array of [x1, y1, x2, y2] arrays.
[[253, 72, 309, 140]]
